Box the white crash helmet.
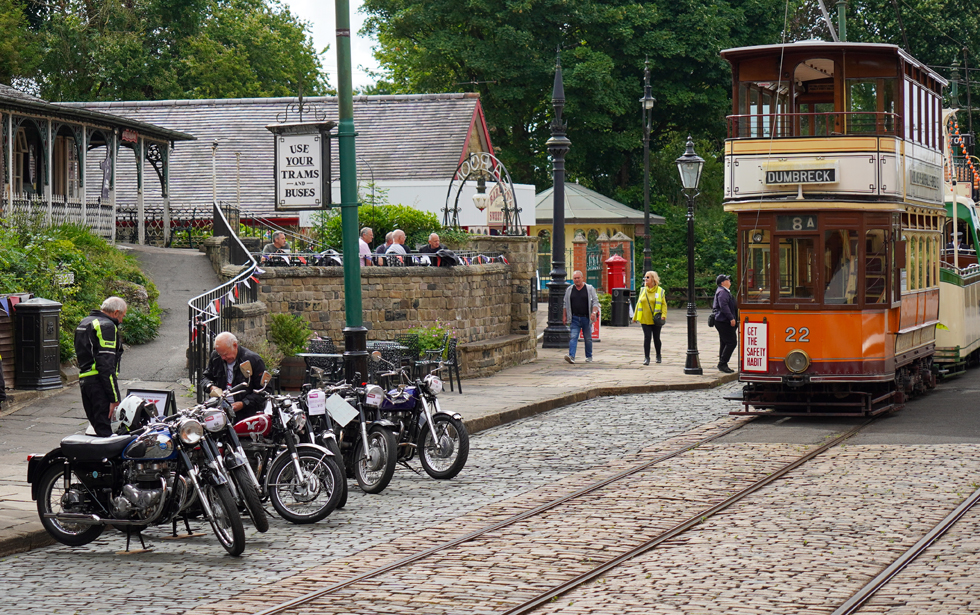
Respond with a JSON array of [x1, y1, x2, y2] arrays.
[[84, 394, 154, 435]]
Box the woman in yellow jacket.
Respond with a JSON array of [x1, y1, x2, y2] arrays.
[[633, 270, 667, 365]]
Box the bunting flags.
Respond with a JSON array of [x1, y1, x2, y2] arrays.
[[242, 278, 251, 289], [227, 289, 236, 304], [0, 298, 8, 316], [250, 276, 259, 284]]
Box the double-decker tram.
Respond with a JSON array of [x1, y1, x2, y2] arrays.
[[721, 41, 980, 416]]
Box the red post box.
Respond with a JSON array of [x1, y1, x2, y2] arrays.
[[605, 255, 628, 291]]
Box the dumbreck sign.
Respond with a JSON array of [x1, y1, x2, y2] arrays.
[[267, 121, 335, 211]]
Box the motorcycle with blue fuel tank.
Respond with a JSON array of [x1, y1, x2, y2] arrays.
[[369, 352, 469, 479], [27, 396, 247, 556]]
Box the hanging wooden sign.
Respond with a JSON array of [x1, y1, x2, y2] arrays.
[[267, 121, 335, 211]]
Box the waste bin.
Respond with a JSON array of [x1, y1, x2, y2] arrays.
[[14, 297, 63, 390], [610, 288, 633, 327]]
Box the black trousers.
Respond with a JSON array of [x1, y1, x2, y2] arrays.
[[81, 380, 113, 437], [641, 323, 663, 359], [715, 320, 738, 366]]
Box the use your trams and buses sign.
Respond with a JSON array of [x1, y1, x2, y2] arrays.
[[266, 121, 335, 211]]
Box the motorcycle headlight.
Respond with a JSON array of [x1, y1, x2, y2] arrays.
[[363, 384, 384, 408], [424, 375, 443, 396], [200, 409, 227, 432], [177, 418, 204, 445]]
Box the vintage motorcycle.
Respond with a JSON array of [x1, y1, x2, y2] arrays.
[[369, 352, 469, 479], [28, 402, 247, 556], [233, 386, 344, 524], [303, 367, 398, 495]]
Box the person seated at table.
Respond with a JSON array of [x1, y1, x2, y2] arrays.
[[385, 229, 408, 264], [418, 232, 454, 267], [201, 332, 268, 419], [262, 231, 290, 265]]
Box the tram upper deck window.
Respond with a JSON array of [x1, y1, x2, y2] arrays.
[[742, 229, 771, 303], [846, 78, 897, 135], [737, 82, 788, 138], [824, 230, 859, 304], [778, 237, 815, 301]]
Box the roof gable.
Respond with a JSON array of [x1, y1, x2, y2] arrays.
[[535, 183, 663, 225]]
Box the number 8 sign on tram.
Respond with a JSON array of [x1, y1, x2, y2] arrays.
[[742, 322, 768, 373]]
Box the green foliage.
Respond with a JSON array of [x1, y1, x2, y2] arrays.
[[240, 335, 284, 371], [0, 215, 162, 362], [407, 322, 456, 353], [18, 0, 327, 101], [597, 293, 612, 325], [122, 306, 163, 345], [312, 204, 443, 252], [268, 313, 313, 356], [0, 0, 39, 83]]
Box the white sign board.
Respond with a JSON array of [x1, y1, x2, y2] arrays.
[[742, 322, 768, 373], [276, 134, 323, 209]]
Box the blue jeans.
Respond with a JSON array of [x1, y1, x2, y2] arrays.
[[568, 315, 593, 359]]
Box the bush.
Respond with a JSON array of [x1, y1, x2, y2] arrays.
[[122, 306, 163, 345], [407, 322, 457, 353], [0, 214, 162, 362], [598, 293, 612, 325], [268, 313, 313, 356], [240, 335, 285, 372], [311, 204, 456, 252]]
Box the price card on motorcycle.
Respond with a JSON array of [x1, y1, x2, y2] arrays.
[[307, 389, 326, 416], [325, 394, 359, 427]]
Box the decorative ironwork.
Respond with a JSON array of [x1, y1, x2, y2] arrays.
[[586, 243, 601, 288], [146, 143, 167, 195], [276, 93, 329, 124], [443, 152, 522, 235]]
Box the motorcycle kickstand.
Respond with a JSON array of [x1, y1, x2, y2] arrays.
[[120, 528, 150, 554], [398, 460, 423, 476]]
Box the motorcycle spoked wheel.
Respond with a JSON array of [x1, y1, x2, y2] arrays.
[[230, 465, 269, 533], [36, 465, 105, 547], [201, 483, 246, 556], [353, 426, 397, 494], [418, 415, 470, 480], [267, 449, 343, 523]]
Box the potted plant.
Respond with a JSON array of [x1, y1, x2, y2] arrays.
[[268, 313, 313, 390]]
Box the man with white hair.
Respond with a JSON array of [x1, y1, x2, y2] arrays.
[[201, 332, 268, 418], [75, 296, 128, 436], [385, 229, 408, 264], [359, 227, 374, 266]]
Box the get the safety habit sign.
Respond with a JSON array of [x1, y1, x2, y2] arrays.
[[742, 322, 768, 372]]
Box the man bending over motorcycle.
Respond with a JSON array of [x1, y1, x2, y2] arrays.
[[201, 332, 268, 419]]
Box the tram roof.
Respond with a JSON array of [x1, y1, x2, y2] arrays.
[[721, 41, 947, 87]]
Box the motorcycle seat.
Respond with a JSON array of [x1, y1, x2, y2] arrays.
[[61, 433, 137, 462]]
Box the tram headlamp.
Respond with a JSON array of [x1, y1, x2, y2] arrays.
[[784, 349, 811, 374]]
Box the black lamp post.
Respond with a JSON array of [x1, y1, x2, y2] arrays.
[[543, 53, 571, 349], [640, 61, 656, 275], [675, 136, 704, 375]]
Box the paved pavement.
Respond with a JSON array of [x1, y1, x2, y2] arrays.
[[0, 304, 736, 557]]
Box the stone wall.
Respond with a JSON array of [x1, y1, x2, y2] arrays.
[[205, 235, 538, 378]]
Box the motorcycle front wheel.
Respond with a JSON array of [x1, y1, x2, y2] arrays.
[[36, 465, 104, 547], [418, 415, 470, 480], [267, 449, 343, 523], [318, 435, 348, 510], [353, 426, 397, 494], [201, 483, 246, 556], [230, 465, 269, 533]]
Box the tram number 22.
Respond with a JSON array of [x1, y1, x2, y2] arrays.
[[784, 327, 810, 342]]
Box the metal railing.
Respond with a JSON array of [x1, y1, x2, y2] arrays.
[[2, 195, 115, 240], [727, 112, 900, 139], [187, 202, 258, 403], [252, 249, 507, 268]]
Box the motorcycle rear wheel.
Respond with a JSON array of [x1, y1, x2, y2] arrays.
[[418, 415, 469, 480], [318, 436, 348, 510], [36, 465, 104, 547], [230, 465, 269, 533], [353, 426, 397, 494], [268, 449, 343, 523], [202, 483, 245, 556]]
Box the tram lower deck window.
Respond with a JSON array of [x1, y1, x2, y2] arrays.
[[742, 229, 771, 302], [778, 237, 815, 300], [824, 230, 859, 304]]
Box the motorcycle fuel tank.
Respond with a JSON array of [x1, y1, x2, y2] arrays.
[[234, 414, 272, 437], [123, 427, 177, 460], [381, 387, 418, 411]]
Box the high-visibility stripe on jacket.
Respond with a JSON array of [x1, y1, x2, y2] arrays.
[[75, 309, 123, 402]]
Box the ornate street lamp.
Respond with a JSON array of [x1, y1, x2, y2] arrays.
[[640, 61, 656, 275], [542, 53, 571, 348], [675, 136, 704, 375]]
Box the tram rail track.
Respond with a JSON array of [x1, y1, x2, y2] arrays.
[[250, 416, 881, 615]]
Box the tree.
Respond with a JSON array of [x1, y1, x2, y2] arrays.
[[362, 0, 786, 194], [26, 0, 328, 101], [0, 0, 39, 84]]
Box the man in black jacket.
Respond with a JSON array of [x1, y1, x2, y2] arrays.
[[201, 332, 267, 419], [712, 274, 739, 373], [75, 297, 127, 436]]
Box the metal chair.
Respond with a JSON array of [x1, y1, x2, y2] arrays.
[[395, 333, 422, 377], [368, 341, 403, 388], [306, 337, 343, 384], [442, 337, 462, 394], [415, 333, 448, 378]]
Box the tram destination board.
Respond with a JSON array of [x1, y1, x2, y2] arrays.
[[765, 168, 836, 185]]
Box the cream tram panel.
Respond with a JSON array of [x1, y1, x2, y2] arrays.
[[728, 152, 883, 199], [936, 280, 980, 358]]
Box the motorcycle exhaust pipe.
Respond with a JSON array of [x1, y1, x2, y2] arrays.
[[43, 513, 102, 525]]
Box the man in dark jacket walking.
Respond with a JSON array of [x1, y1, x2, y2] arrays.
[[75, 297, 127, 436], [201, 332, 267, 419], [712, 274, 738, 373]]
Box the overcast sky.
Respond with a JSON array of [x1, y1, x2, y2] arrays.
[[283, 0, 383, 91]]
